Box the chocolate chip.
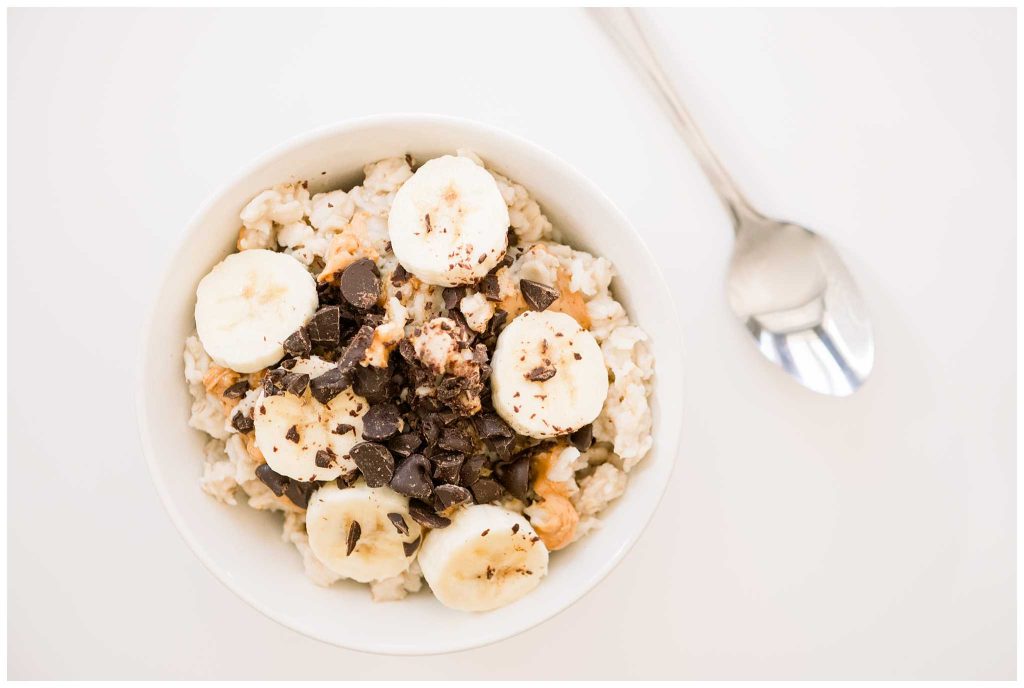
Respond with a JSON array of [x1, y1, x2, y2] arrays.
[[388, 432, 422, 458], [403, 535, 422, 556], [315, 448, 336, 468], [469, 477, 503, 504], [520, 279, 559, 311], [282, 372, 310, 397], [526, 365, 557, 382], [283, 479, 316, 509], [442, 286, 465, 311], [223, 380, 250, 399], [353, 365, 391, 404], [340, 258, 382, 310], [307, 306, 341, 346], [459, 455, 486, 486], [473, 412, 514, 439], [283, 327, 312, 357], [333, 423, 354, 435], [570, 424, 594, 452], [432, 453, 464, 484], [497, 456, 530, 500], [255, 463, 288, 496], [438, 424, 475, 454], [346, 521, 361, 556], [309, 367, 349, 404], [231, 410, 254, 434], [285, 425, 300, 443], [349, 442, 394, 487], [362, 403, 401, 441], [478, 274, 501, 301], [435, 484, 472, 510], [390, 454, 434, 499], [388, 512, 409, 536], [408, 500, 451, 529]]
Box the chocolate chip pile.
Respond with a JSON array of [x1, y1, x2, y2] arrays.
[[227, 254, 595, 528]]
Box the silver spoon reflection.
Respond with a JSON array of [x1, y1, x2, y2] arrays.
[[592, 8, 874, 396]]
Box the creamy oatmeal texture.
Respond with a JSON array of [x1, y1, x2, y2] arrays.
[[185, 151, 654, 608]]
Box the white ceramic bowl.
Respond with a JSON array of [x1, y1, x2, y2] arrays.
[[137, 114, 683, 654]]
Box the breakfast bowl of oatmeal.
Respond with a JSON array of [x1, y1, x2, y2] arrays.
[[138, 114, 683, 653]]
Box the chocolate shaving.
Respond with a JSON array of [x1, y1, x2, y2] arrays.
[[526, 365, 557, 382], [346, 521, 361, 556]]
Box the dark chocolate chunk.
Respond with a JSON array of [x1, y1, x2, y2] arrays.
[[349, 442, 394, 488], [346, 521, 361, 556], [340, 258, 382, 310], [353, 365, 391, 404], [317, 279, 341, 306], [315, 448, 336, 468], [408, 500, 451, 529], [487, 309, 508, 337], [478, 274, 501, 301], [337, 325, 375, 375], [280, 358, 298, 370], [526, 365, 557, 382], [442, 286, 465, 311], [420, 413, 442, 446], [434, 484, 472, 510], [497, 456, 530, 500], [570, 424, 594, 452], [336, 470, 359, 489], [397, 337, 417, 363], [285, 425, 300, 443], [263, 368, 288, 397], [307, 306, 341, 346], [387, 432, 422, 458], [438, 424, 475, 454], [390, 454, 434, 499], [403, 535, 421, 557], [255, 463, 288, 496], [223, 380, 250, 399], [362, 403, 401, 441], [520, 279, 559, 311], [459, 455, 486, 486], [231, 410, 255, 434], [432, 453, 464, 485], [283, 327, 312, 357], [282, 372, 310, 397], [309, 367, 349, 404], [387, 512, 409, 536], [486, 434, 516, 462], [469, 477, 503, 504], [473, 412, 514, 439], [333, 423, 355, 435], [391, 264, 409, 286], [283, 479, 316, 509]]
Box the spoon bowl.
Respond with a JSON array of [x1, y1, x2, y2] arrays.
[[727, 213, 873, 396]]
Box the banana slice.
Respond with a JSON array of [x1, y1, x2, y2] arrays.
[[490, 310, 609, 439], [254, 357, 367, 481], [418, 504, 549, 612], [195, 249, 318, 373], [306, 481, 423, 583], [388, 155, 509, 286]]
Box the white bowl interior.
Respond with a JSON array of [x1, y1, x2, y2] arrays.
[[138, 115, 683, 654]]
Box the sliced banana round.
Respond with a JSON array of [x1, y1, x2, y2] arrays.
[[388, 155, 509, 287], [418, 504, 549, 612], [490, 310, 609, 439], [254, 357, 367, 481], [306, 481, 423, 583], [195, 249, 318, 373]]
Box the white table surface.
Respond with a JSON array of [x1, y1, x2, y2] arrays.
[[8, 8, 1015, 680]]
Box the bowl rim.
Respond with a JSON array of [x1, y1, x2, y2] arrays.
[[136, 112, 684, 655]]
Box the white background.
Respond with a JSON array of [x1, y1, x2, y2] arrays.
[[8, 8, 1015, 679]]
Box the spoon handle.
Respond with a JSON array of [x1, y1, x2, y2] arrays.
[[589, 8, 759, 226]]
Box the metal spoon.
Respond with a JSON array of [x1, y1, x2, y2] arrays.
[[591, 8, 874, 396]]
